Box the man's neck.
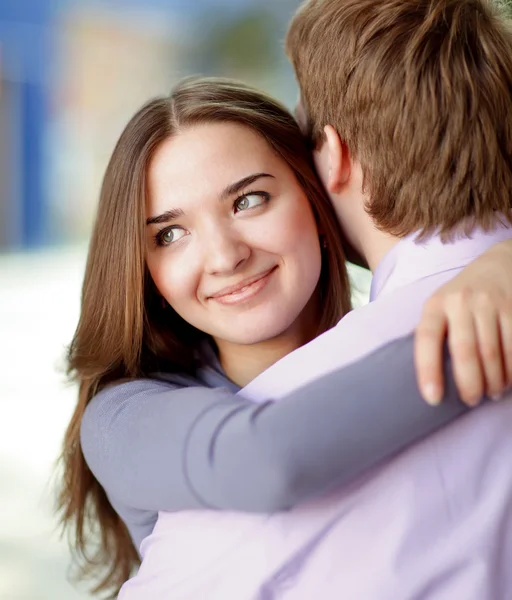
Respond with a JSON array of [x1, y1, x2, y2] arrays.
[[345, 215, 400, 273]]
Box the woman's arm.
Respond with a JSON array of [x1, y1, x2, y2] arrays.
[[81, 332, 477, 515], [416, 238, 512, 405]]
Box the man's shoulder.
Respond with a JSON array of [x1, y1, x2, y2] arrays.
[[240, 302, 398, 401]]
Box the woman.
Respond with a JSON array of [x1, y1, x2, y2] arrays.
[[57, 77, 510, 597]]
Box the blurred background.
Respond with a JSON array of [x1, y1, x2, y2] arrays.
[[0, 0, 371, 598]]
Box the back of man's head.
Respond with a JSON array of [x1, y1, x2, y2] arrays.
[[286, 0, 512, 239]]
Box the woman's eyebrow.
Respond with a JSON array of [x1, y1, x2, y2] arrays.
[[146, 207, 184, 226], [220, 173, 275, 201], [146, 173, 274, 225]]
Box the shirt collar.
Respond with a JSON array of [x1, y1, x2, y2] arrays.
[[370, 221, 512, 302]]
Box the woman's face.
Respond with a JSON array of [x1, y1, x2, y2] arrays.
[[145, 121, 322, 347]]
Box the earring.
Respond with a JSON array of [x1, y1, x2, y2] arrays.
[[320, 235, 328, 249]]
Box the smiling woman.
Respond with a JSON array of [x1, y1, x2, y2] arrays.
[[146, 122, 328, 384], [56, 77, 472, 598]]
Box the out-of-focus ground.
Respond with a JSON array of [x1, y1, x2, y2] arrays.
[[0, 246, 90, 600]]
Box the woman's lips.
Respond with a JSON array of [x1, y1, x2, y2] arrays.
[[208, 267, 277, 306]]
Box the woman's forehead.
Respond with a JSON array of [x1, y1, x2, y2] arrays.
[[146, 123, 291, 210], [162, 122, 273, 158]]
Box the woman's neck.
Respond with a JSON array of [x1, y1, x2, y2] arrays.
[[217, 337, 301, 388], [215, 299, 320, 388]]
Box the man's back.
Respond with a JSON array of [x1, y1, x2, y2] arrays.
[[275, 0, 512, 593], [246, 227, 512, 599], [270, 398, 512, 599]]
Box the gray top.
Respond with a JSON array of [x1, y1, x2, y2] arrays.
[[81, 334, 475, 550]]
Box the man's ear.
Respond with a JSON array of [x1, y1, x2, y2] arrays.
[[322, 125, 350, 194]]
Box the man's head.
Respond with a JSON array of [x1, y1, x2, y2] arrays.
[[286, 0, 512, 265]]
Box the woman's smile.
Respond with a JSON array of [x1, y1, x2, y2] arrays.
[[206, 266, 278, 306]]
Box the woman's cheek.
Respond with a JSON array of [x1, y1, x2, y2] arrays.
[[254, 197, 317, 251], [283, 203, 319, 250], [165, 258, 202, 307]]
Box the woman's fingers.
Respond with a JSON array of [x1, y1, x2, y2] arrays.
[[445, 295, 484, 407], [472, 296, 506, 399], [416, 238, 512, 406], [499, 306, 512, 389], [415, 300, 447, 405], [416, 291, 494, 407]]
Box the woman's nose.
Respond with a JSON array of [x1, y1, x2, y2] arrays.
[[202, 228, 251, 275]]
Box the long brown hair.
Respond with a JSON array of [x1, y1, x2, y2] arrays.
[[57, 77, 351, 598]]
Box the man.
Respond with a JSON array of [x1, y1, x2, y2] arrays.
[[238, 0, 512, 597]]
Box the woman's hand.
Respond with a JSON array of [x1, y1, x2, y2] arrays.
[[415, 239, 512, 406]]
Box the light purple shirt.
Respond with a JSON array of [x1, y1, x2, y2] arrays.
[[119, 225, 512, 599]]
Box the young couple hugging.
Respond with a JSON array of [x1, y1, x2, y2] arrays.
[[59, 1, 512, 598]]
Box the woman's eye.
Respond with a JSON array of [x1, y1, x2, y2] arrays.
[[234, 193, 267, 213], [157, 227, 187, 246]]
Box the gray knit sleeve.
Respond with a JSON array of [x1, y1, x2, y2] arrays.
[[80, 332, 478, 516]]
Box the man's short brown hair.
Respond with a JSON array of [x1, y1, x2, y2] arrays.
[[286, 0, 512, 239]]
